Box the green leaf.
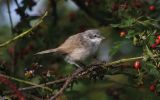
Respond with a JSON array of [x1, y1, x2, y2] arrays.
[[149, 67, 160, 78], [148, 35, 155, 45], [122, 18, 135, 27], [146, 62, 155, 69], [126, 30, 136, 38], [133, 36, 143, 46], [145, 45, 154, 58], [142, 20, 152, 26], [110, 17, 136, 28], [110, 24, 121, 28], [156, 84, 160, 93]]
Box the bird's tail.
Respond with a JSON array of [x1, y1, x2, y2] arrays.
[[35, 49, 57, 55]]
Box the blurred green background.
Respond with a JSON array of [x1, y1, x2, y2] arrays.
[[0, 0, 159, 100]]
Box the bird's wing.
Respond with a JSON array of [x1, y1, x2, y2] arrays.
[[57, 34, 83, 53], [35, 34, 83, 55]]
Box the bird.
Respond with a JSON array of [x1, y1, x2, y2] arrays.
[[35, 29, 105, 68]]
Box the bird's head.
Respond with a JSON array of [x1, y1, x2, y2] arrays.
[[82, 29, 105, 44]]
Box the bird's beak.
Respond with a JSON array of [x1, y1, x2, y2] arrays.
[[101, 36, 106, 40]]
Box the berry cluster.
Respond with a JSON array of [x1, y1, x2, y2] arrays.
[[24, 62, 42, 79]]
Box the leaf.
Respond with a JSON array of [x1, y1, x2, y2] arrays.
[[146, 62, 155, 69], [156, 84, 160, 93], [122, 18, 135, 27], [133, 36, 143, 46], [110, 17, 136, 28], [142, 20, 152, 26], [110, 24, 121, 28], [145, 45, 154, 58], [148, 35, 155, 45], [149, 67, 160, 78], [126, 30, 136, 38]]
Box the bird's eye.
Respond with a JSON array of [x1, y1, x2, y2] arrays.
[[93, 35, 97, 37]]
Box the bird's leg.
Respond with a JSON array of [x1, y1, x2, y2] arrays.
[[65, 57, 83, 69], [73, 62, 83, 69]]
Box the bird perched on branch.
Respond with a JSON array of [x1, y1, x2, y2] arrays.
[[35, 29, 105, 68]]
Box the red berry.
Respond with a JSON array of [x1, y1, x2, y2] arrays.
[[120, 31, 127, 37], [151, 44, 157, 49], [149, 5, 155, 11], [150, 84, 155, 92], [155, 39, 160, 45], [157, 35, 160, 40], [134, 61, 141, 69]]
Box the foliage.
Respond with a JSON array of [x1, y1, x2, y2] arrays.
[[0, 0, 160, 100]]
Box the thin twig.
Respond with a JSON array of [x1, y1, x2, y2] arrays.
[[19, 78, 67, 91], [103, 56, 143, 67], [6, 0, 14, 34], [0, 74, 53, 92], [14, 0, 20, 8], [6, 0, 16, 73], [49, 68, 83, 100], [0, 11, 48, 47], [103, 54, 160, 68]]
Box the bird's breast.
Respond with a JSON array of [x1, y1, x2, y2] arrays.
[[69, 48, 91, 61]]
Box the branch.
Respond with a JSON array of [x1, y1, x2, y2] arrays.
[[49, 68, 83, 100], [14, 0, 20, 8], [19, 78, 67, 91], [0, 74, 53, 92], [103, 54, 160, 68], [17, 54, 160, 93], [49, 53, 145, 100], [0, 11, 48, 48], [3, 54, 157, 98], [6, 0, 14, 34]]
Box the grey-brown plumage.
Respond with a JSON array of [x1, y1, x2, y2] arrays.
[[36, 29, 105, 68]]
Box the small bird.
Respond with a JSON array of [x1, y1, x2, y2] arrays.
[[35, 29, 105, 68]]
